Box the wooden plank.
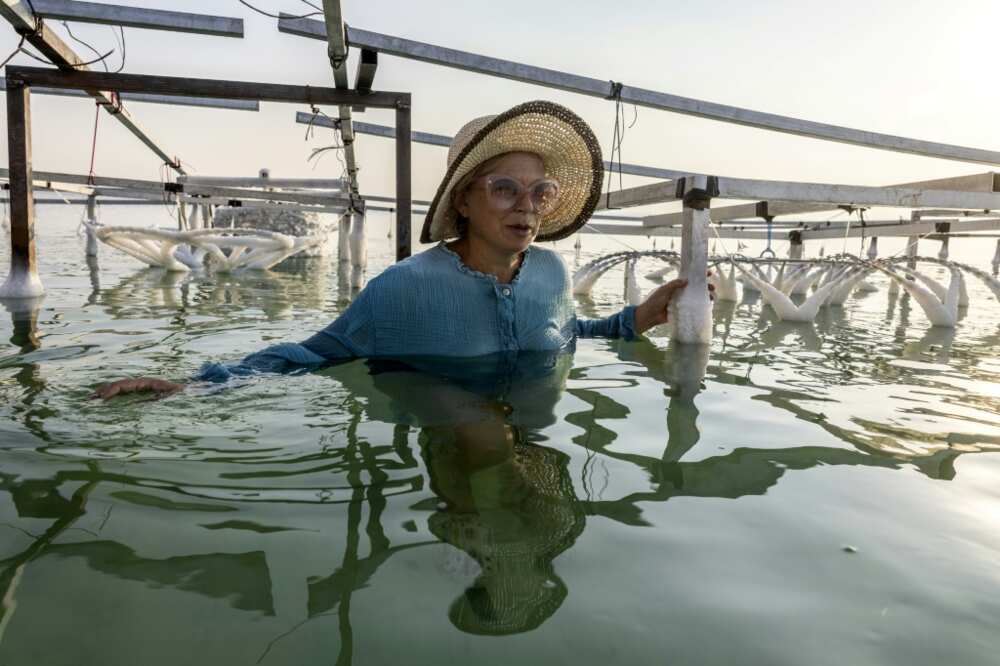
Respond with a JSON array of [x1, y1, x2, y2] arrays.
[[0, 1, 186, 173], [29, 0, 243, 37], [278, 18, 1000, 166], [0, 80, 42, 297], [5, 66, 408, 108]]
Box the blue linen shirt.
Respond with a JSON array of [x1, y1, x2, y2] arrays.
[[197, 243, 637, 382]]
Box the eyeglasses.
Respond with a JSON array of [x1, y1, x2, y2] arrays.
[[466, 175, 561, 215]]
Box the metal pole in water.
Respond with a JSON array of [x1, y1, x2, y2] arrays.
[[788, 230, 803, 259], [84, 194, 99, 257], [394, 99, 412, 261], [669, 176, 713, 345], [338, 211, 352, 266], [349, 209, 367, 288], [0, 79, 43, 299]]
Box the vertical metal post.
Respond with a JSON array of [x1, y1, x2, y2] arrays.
[[788, 230, 803, 260], [906, 212, 919, 270], [670, 176, 713, 345], [0, 79, 43, 299], [84, 194, 99, 257], [394, 101, 412, 261]]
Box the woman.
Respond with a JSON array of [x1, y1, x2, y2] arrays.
[[94, 101, 694, 399]]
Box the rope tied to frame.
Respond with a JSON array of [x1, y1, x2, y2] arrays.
[[604, 80, 637, 211], [87, 102, 101, 185]]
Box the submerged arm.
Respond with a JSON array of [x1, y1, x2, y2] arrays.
[[94, 286, 377, 397]]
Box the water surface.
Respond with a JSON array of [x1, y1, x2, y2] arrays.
[[1, 207, 999, 665]]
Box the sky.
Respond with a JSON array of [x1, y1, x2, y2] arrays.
[[2, 0, 1000, 225]]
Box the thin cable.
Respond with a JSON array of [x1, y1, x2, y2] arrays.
[[0, 34, 26, 69], [110, 26, 126, 73], [61, 20, 110, 71], [86, 104, 100, 184], [19, 44, 113, 67], [299, 0, 322, 10], [236, 1, 321, 19], [580, 222, 640, 253]]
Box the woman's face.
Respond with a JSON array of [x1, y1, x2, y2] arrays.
[[454, 152, 547, 256]]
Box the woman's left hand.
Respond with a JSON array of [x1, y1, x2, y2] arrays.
[[633, 275, 715, 334]]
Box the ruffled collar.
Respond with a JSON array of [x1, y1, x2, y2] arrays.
[[437, 242, 533, 286]]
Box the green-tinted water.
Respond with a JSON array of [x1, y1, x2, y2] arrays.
[[1, 208, 999, 665]]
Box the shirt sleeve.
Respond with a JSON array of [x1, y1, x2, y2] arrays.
[[194, 283, 377, 383], [575, 305, 638, 340]]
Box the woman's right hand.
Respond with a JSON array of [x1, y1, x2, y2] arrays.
[[91, 377, 185, 400]]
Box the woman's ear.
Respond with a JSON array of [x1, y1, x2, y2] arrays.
[[453, 188, 471, 218]]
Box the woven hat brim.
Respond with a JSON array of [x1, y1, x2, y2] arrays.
[[420, 101, 604, 244]]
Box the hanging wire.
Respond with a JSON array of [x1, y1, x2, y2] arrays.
[[60, 21, 113, 71], [0, 34, 26, 70], [580, 222, 640, 253], [299, 0, 322, 10], [304, 105, 347, 176], [86, 104, 100, 184], [603, 81, 637, 209], [109, 25, 126, 73], [236, 1, 322, 19]]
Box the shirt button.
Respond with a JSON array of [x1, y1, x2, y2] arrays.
[[502, 287, 511, 297]]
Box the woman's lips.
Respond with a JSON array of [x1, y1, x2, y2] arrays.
[[507, 224, 533, 237]]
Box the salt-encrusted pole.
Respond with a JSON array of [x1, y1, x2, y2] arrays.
[[788, 230, 804, 260], [84, 194, 99, 257], [337, 211, 352, 266], [0, 79, 43, 299], [669, 176, 713, 344], [349, 209, 367, 288]]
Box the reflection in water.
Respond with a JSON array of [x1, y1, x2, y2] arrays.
[[424, 425, 584, 635], [2, 237, 1000, 663]]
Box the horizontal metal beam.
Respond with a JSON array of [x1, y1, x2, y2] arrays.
[[0, 77, 259, 111], [713, 176, 1000, 211], [182, 184, 349, 207], [278, 17, 1000, 167], [0, 167, 164, 191], [588, 218, 1000, 241], [1, 169, 349, 206], [298, 113, 692, 181], [796, 217, 1000, 240], [6, 66, 409, 108], [177, 195, 347, 215], [646, 171, 1000, 227], [29, 0, 244, 37], [179, 175, 344, 189], [595, 180, 680, 211]]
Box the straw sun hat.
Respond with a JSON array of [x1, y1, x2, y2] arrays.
[[420, 100, 604, 244]]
